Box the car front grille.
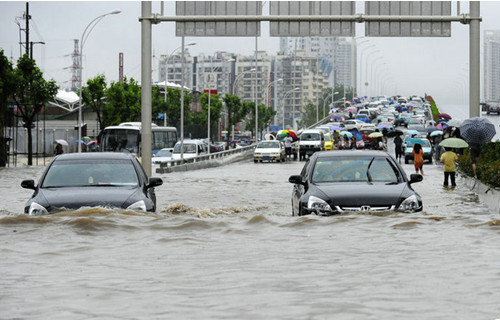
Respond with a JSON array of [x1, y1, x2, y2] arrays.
[[334, 205, 396, 212]]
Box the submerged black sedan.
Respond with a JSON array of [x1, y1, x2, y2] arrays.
[[21, 153, 163, 215], [289, 150, 423, 216]]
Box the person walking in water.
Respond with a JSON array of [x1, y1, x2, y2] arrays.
[[440, 147, 459, 187], [393, 135, 403, 163], [412, 143, 424, 175]]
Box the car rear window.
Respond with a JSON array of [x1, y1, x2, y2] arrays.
[[42, 159, 139, 188]]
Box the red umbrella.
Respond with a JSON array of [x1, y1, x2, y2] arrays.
[[439, 113, 452, 120]]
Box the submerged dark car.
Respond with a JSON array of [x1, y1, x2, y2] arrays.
[[289, 150, 423, 216], [21, 152, 163, 215]]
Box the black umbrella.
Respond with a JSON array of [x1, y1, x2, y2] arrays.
[[460, 117, 496, 144], [387, 129, 404, 137]]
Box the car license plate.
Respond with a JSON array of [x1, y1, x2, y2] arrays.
[[306, 151, 314, 155], [263, 155, 270, 159]]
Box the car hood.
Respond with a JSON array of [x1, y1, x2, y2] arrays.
[[313, 182, 409, 207], [255, 147, 281, 152], [37, 186, 141, 210]]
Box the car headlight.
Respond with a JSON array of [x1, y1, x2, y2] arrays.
[[400, 194, 422, 212], [127, 200, 147, 211], [307, 196, 332, 214], [28, 202, 48, 216]]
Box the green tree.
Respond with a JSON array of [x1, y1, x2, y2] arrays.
[[223, 94, 251, 145], [246, 103, 277, 139], [11, 54, 58, 165], [104, 77, 141, 125], [0, 50, 17, 167], [199, 92, 223, 142], [154, 87, 192, 130], [81, 74, 108, 131], [297, 102, 318, 129]]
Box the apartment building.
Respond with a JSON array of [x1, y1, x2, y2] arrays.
[[483, 30, 500, 101]]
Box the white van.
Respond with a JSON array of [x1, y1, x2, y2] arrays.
[[298, 129, 325, 161], [171, 140, 207, 160]]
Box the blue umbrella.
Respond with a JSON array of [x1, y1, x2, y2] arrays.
[[407, 130, 420, 137], [330, 125, 342, 131], [407, 138, 425, 145], [339, 131, 352, 139]]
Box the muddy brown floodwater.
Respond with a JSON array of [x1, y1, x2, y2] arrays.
[[1, 150, 499, 319]]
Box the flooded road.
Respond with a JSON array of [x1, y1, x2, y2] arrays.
[[1, 152, 499, 320]]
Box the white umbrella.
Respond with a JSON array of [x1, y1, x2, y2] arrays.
[[55, 139, 68, 146]]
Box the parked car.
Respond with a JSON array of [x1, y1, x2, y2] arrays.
[[21, 152, 163, 215], [404, 138, 433, 164], [487, 103, 500, 115], [152, 148, 173, 164], [288, 150, 423, 216], [253, 140, 286, 163]]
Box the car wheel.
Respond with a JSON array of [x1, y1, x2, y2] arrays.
[[405, 157, 409, 164], [254, 159, 257, 163]]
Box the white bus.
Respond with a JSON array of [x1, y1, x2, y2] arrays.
[[99, 122, 178, 155]]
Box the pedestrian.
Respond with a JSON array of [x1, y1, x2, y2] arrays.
[[350, 136, 357, 149], [54, 143, 64, 155], [440, 147, 459, 187], [283, 133, 293, 160], [393, 135, 403, 163], [412, 143, 424, 175], [377, 137, 386, 151], [469, 142, 481, 179]]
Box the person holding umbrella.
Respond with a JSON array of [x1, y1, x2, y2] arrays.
[[460, 117, 497, 179], [393, 135, 403, 163], [412, 143, 424, 175], [440, 147, 459, 187], [283, 133, 293, 161]]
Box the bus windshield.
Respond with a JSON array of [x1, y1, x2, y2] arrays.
[[101, 129, 140, 153], [100, 124, 178, 154]]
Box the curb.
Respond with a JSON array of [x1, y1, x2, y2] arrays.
[[461, 175, 500, 214]]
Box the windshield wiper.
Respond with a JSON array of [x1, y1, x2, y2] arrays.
[[385, 181, 399, 185], [366, 157, 375, 183]]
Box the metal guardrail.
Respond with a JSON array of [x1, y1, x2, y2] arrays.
[[155, 144, 255, 173]]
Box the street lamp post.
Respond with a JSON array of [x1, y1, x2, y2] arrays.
[[163, 42, 196, 126], [358, 44, 375, 96], [281, 87, 299, 129], [368, 57, 384, 97], [78, 10, 120, 152], [364, 50, 380, 96], [233, 68, 256, 96], [323, 91, 339, 116], [206, 58, 234, 154]]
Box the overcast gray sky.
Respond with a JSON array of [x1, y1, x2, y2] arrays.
[[1, 1, 500, 107]]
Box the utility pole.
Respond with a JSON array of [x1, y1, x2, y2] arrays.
[[24, 2, 30, 57]]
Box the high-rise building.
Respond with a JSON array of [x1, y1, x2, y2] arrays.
[[279, 36, 356, 91], [483, 30, 500, 101]]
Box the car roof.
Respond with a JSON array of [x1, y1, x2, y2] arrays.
[[54, 152, 135, 161], [315, 150, 389, 159]]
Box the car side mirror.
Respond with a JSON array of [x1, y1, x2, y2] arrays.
[[289, 175, 305, 185], [409, 174, 423, 184], [21, 179, 36, 190], [147, 177, 163, 188]]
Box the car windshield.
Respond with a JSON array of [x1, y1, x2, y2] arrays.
[[173, 143, 197, 153], [257, 141, 280, 148], [42, 159, 139, 188], [312, 156, 402, 184], [156, 149, 172, 157], [300, 133, 320, 141]]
